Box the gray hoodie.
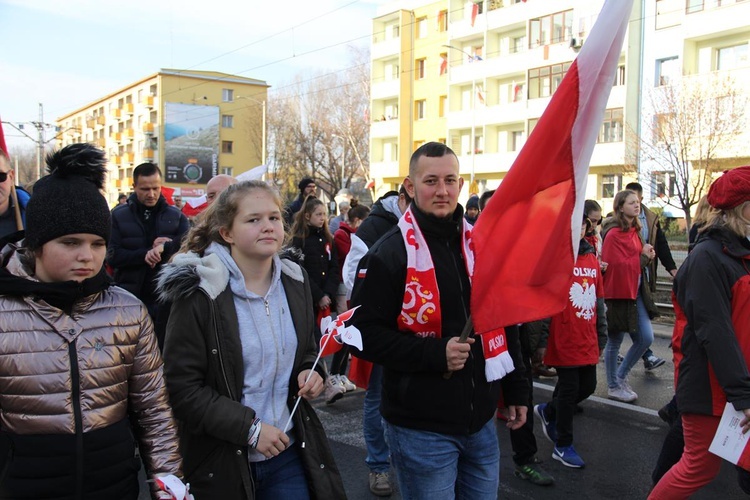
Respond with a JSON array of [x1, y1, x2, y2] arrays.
[[208, 243, 298, 462]]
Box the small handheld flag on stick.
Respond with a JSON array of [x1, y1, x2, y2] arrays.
[[283, 306, 362, 433]]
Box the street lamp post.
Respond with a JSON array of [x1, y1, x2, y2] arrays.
[[443, 45, 482, 193]]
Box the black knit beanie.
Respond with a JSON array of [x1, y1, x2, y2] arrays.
[[25, 143, 110, 250], [298, 177, 315, 193]]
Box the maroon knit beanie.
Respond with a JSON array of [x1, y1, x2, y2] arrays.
[[707, 166, 750, 210]]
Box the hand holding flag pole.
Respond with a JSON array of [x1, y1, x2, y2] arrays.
[[283, 306, 362, 433], [443, 317, 474, 379]]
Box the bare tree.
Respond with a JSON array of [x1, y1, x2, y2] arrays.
[[267, 47, 370, 204], [635, 74, 747, 228]]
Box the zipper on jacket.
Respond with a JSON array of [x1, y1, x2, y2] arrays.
[[265, 298, 282, 426], [69, 340, 84, 500], [204, 290, 236, 401]]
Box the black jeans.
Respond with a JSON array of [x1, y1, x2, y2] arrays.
[[546, 365, 597, 448], [509, 345, 537, 465], [330, 345, 350, 376], [652, 396, 683, 484]]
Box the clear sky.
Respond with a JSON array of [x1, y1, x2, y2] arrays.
[[0, 0, 389, 149]]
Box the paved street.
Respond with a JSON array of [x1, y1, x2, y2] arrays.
[[139, 322, 746, 499]]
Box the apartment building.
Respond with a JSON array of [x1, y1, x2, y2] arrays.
[[57, 69, 268, 204], [639, 0, 750, 216], [370, 0, 642, 207]]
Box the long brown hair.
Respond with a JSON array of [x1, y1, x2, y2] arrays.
[[181, 180, 285, 255], [291, 195, 333, 244], [611, 189, 642, 232], [700, 200, 750, 238]]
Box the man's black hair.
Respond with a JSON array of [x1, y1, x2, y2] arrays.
[[625, 182, 643, 194], [133, 162, 161, 184], [408, 142, 457, 177]]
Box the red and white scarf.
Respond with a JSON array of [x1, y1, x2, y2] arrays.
[[397, 206, 514, 382]]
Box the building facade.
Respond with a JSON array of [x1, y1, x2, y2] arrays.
[[370, 0, 750, 211], [57, 69, 268, 204]]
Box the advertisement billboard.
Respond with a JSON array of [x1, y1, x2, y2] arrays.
[[164, 102, 219, 185]]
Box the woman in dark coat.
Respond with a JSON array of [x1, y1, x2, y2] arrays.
[[159, 181, 345, 500]]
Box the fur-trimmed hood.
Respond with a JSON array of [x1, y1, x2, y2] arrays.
[[157, 245, 305, 303]]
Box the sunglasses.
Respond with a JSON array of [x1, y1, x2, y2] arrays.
[[0, 171, 9, 183]]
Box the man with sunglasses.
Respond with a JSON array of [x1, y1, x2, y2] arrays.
[[0, 149, 29, 241]]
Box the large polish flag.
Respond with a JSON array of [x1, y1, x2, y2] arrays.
[[471, 0, 634, 331]]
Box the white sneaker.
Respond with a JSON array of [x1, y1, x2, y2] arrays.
[[608, 384, 637, 403], [324, 375, 345, 404], [339, 375, 357, 392]]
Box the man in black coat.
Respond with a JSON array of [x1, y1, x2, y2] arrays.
[[108, 163, 188, 342], [285, 177, 317, 225], [351, 142, 528, 498]]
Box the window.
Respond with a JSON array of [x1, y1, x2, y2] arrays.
[[222, 89, 234, 102], [528, 62, 572, 99], [652, 113, 674, 141], [221, 115, 234, 128], [511, 130, 525, 151], [417, 17, 428, 38], [656, 57, 680, 86], [137, 89, 143, 103], [614, 64, 626, 86], [415, 99, 426, 120], [437, 9, 448, 32], [602, 174, 623, 199], [530, 10, 573, 48], [686, 0, 704, 13], [474, 134, 484, 154], [655, 0, 681, 29], [652, 171, 677, 198], [439, 95, 447, 117], [413, 140, 425, 151], [598, 108, 624, 143], [717, 44, 748, 71], [221, 141, 233, 154], [221, 167, 233, 176], [415, 58, 426, 80], [528, 118, 539, 136], [512, 36, 527, 54]]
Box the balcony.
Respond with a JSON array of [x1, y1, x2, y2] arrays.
[[370, 160, 401, 180], [112, 108, 122, 119], [86, 118, 96, 129], [142, 149, 155, 160], [111, 132, 122, 142], [371, 79, 400, 100], [123, 103, 134, 115], [370, 119, 399, 139], [143, 122, 155, 135], [144, 95, 155, 108], [590, 142, 625, 168], [684, 2, 750, 40], [124, 152, 135, 164], [457, 151, 516, 176], [111, 155, 122, 165], [97, 116, 106, 126], [95, 137, 106, 148], [123, 128, 135, 140], [372, 36, 401, 61]]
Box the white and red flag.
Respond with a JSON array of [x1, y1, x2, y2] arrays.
[[471, 0, 634, 331], [181, 195, 208, 218], [319, 306, 363, 357]]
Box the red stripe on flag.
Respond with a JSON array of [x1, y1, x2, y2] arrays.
[[0, 117, 8, 157]]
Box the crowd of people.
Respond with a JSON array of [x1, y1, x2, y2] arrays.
[[0, 141, 749, 499]]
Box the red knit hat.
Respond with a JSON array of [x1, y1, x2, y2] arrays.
[[707, 166, 750, 210]]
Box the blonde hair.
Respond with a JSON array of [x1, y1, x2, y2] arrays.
[[611, 190, 642, 232], [700, 200, 750, 239], [181, 180, 285, 255], [692, 196, 712, 228]]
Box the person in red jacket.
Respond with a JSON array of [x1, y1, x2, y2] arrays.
[[534, 215, 606, 469], [650, 166, 750, 499]]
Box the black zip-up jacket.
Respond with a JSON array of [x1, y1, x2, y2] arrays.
[[356, 195, 400, 248], [351, 203, 528, 435], [291, 227, 339, 305], [108, 194, 189, 302]]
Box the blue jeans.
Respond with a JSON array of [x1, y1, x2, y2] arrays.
[[384, 419, 500, 500], [250, 443, 310, 500], [605, 292, 654, 388], [364, 364, 390, 473]]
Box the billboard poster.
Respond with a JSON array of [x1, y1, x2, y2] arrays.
[[164, 102, 219, 185]]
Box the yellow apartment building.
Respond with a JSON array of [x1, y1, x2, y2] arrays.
[[57, 69, 268, 204], [369, 0, 642, 208], [371, 0, 750, 214]]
